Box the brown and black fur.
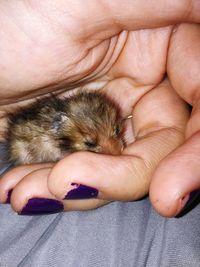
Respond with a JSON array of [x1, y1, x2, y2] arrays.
[[6, 91, 124, 165]]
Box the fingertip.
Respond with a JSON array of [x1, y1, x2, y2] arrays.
[[10, 167, 53, 214], [150, 183, 188, 217], [0, 181, 10, 203], [150, 132, 200, 217], [149, 157, 194, 217], [9, 180, 31, 213], [48, 152, 103, 200]]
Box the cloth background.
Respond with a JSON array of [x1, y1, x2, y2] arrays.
[[0, 164, 200, 267]]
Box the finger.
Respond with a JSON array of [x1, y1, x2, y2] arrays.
[[150, 132, 200, 217], [10, 167, 108, 214], [107, 0, 200, 29], [48, 79, 189, 201], [167, 23, 200, 107], [0, 163, 52, 203], [62, 0, 200, 39], [48, 152, 151, 201], [150, 23, 200, 217]]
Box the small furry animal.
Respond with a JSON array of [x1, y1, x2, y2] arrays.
[[5, 91, 124, 165]]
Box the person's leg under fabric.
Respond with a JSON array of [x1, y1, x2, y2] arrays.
[[0, 164, 200, 267]]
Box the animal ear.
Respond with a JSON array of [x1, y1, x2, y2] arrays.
[[52, 112, 69, 132]]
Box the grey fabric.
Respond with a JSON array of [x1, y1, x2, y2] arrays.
[[0, 167, 200, 267]]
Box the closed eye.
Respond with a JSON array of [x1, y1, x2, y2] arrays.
[[114, 124, 121, 136], [84, 140, 97, 148]]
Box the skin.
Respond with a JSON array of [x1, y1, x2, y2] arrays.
[[0, 0, 199, 217]]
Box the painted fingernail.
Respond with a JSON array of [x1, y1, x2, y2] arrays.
[[176, 190, 200, 218], [64, 183, 98, 199], [20, 198, 64, 216], [6, 189, 13, 204]]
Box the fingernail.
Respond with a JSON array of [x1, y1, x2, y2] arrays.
[[64, 183, 98, 199], [6, 189, 13, 204], [20, 198, 64, 215], [176, 190, 200, 218]]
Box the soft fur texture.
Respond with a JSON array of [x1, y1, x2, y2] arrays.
[[6, 91, 124, 165]]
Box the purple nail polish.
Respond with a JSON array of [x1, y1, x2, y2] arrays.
[[6, 189, 13, 204], [20, 198, 64, 216], [64, 183, 98, 199], [176, 189, 200, 218]]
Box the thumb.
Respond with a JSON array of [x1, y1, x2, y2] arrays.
[[151, 22, 200, 217], [150, 131, 200, 217]]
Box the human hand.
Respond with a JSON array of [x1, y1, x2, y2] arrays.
[[0, 1, 199, 216]]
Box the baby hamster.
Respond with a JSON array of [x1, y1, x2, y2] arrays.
[[6, 90, 124, 165]]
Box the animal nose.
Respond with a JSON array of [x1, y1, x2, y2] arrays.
[[101, 139, 123, 155]]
